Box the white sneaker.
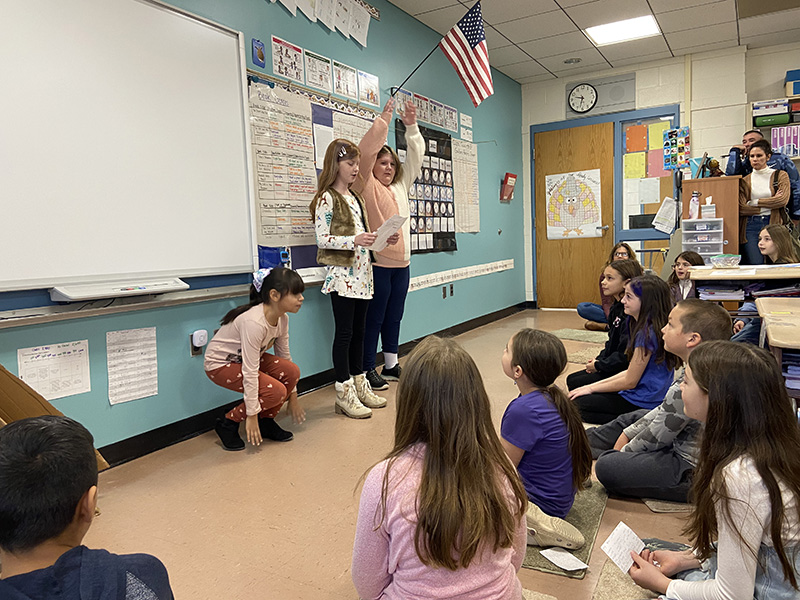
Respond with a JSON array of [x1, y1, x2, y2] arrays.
[[334, 379, 372, 419], [525, 502, 585, 549], [353, 373, 387, 409]]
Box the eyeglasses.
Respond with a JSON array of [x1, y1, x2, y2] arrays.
[[614, 252, 628, 258]]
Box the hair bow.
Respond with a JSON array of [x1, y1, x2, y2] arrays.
[[253, 268, 273, 292]]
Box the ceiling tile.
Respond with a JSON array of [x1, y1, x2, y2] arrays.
[[596, 35, 671, 61], [468, 0, 561, 25], [518, 31, 595, 59], [656, 1, 736, 33], [497, 60, 552, 79], [665, 21, 738, 48], [536, 47, 609, 72], [564, 0, 654, 29], [386, 0, 460, 17], [649, 0, 723, 12], [558, 0, 598, 7], [484, 25, 512, 50], [412, 4, 470, 35], [550, 62, 612, 76], [610, 50, 674, 67], [671, 39, 739, 55], [739, 8, 800, 37], [494, 10, 577, 43], [490, 45, 534, 67], [518, 73, 559, 84], [740, 27, 800, 48]]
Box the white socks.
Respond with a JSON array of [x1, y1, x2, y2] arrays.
[[383, 353, 398, 369]]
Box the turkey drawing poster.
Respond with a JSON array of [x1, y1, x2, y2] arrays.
[[545, 169, 602, 240]]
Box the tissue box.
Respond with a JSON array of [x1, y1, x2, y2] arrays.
[[787, 81, 800, 97], [701, 204, 716, 218]]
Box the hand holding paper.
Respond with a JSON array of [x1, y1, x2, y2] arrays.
[[371, 215, 407, 252], [601, 521, 645, 573]]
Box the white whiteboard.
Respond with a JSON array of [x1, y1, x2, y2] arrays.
[[0, 0, 254, 291]]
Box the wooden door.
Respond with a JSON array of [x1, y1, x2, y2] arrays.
[[534, 123, 615, 308]]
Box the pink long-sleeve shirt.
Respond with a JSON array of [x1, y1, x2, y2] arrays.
[[353, 117, 425, 268], [352, 445, 526, 600]]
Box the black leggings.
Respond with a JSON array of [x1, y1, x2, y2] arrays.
[[575, 392, 641, 425], [330, 292, 370, 383]]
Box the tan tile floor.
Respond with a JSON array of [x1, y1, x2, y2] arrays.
[[86, 309, 690, 599]]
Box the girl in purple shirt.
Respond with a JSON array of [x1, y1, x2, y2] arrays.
[[501, 329, 592, 550]]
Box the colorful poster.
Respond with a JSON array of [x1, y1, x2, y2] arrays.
[[663, 126, 690, 170], [394, 88, 413, 116], [271, 36, 304, 84], [545, 170, 602, 240], [332, 60, 357, 100], [443, 104, 458, 133], [304, 50, 332, 92], [429, 99, 444, 127], [357, 70, 379, 106]]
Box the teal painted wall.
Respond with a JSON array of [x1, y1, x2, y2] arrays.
[[0, 0, 524, 448]]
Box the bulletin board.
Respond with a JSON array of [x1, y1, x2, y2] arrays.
[[396, 122, 457, 254]]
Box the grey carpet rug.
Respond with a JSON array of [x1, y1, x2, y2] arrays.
[[641, 498, 691, 513], [522, 482, 608, 579], [567, 347, 601, 365], [551, 329, 609, 344], [591, 559, 657, 600]]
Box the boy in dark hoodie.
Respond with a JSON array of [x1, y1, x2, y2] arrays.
[[0, 416, 173, 599]]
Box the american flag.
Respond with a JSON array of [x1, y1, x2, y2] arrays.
[[439, 2, 493, 107]]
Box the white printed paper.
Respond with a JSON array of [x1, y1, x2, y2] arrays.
[[316, 0, 336, 30], [653, 196, 679, 234], [545, 169, 602, 240], [106, 328, 158, 405], [539, 547, 589, 571], [295, 0, 316, 21], [332, 111, 372, 146], [358, 70, 379, 106], [452, 138, 480, 232], [334, 0, 351, 37], [460, 112, 472, 128], [601, 522, 645, 574], [333, 60, 358, 100], [250, 83, 316, 245], [313, 123, 335, 168], [277, 0, 297, 15], [17, 340, 90, 401], [348, 0, 370, 46], [461, 127, 473, 142], [443, 104, 458, 133], [304, 50, 332, 92], [272, 36, 304, 84], [371, 215, 407, 252]]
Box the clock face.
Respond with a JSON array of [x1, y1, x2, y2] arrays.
[[569, 83, 598, 113]]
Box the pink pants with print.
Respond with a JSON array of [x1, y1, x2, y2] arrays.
[[205, 354, 300, 422]]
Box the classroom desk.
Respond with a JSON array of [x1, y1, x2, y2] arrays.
[[690, 264, 800, 281], [756, 297, 800, 400]]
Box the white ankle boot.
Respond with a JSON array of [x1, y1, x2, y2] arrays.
[[353, 373, 387, 409], [334, 379, 372, 419]]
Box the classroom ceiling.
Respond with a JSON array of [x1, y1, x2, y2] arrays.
[[387, 0, 800, 84]]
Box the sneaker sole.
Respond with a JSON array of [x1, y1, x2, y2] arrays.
[[334, 404, 372, 418], [370, 382, 389, 390], [380, 373, 400, 381]]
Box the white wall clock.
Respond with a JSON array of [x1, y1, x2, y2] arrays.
[[568, 83, 598, 114]]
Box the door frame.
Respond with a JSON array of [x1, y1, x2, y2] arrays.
[[530, 104, 680, 305]]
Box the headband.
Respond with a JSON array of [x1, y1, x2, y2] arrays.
[[253, 268, 273, 292]]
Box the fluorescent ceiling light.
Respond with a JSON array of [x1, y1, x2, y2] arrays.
[[585, 15, 661, 46]]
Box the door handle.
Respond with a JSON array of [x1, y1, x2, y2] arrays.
[[596, 225, 609, 230]]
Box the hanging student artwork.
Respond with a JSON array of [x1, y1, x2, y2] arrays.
[[545, 169, 602, 240], [396, 121, 457, 253]]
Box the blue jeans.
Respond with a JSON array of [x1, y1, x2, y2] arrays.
[[740, 215, 770, 265], [363, 266, 410, 371], [577, 302, 606, 324]]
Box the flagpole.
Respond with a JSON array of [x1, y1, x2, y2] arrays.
[[391, 43, 440, 97]]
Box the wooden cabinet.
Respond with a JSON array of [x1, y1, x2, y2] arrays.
[[681, 176, 740, 254]]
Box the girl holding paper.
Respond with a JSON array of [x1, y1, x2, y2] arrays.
[[352, 97, 425, 391], [628, 341, 800, 599]]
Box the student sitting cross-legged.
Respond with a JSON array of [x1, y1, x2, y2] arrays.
[[0, 416, 174, 599], [586, 299, 731, 503]]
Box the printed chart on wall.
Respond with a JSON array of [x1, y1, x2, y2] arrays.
[[17, 341, 91, 401], [249, 83, 316, 246], [397, 122, 456, 253], [452, 138, 479, 232], [545, 170, 601, 240]]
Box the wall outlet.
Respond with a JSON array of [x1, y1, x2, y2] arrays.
[[189, 333, 203, 357], [449, 284, 453, 296], [442, 286, 447, 299]]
